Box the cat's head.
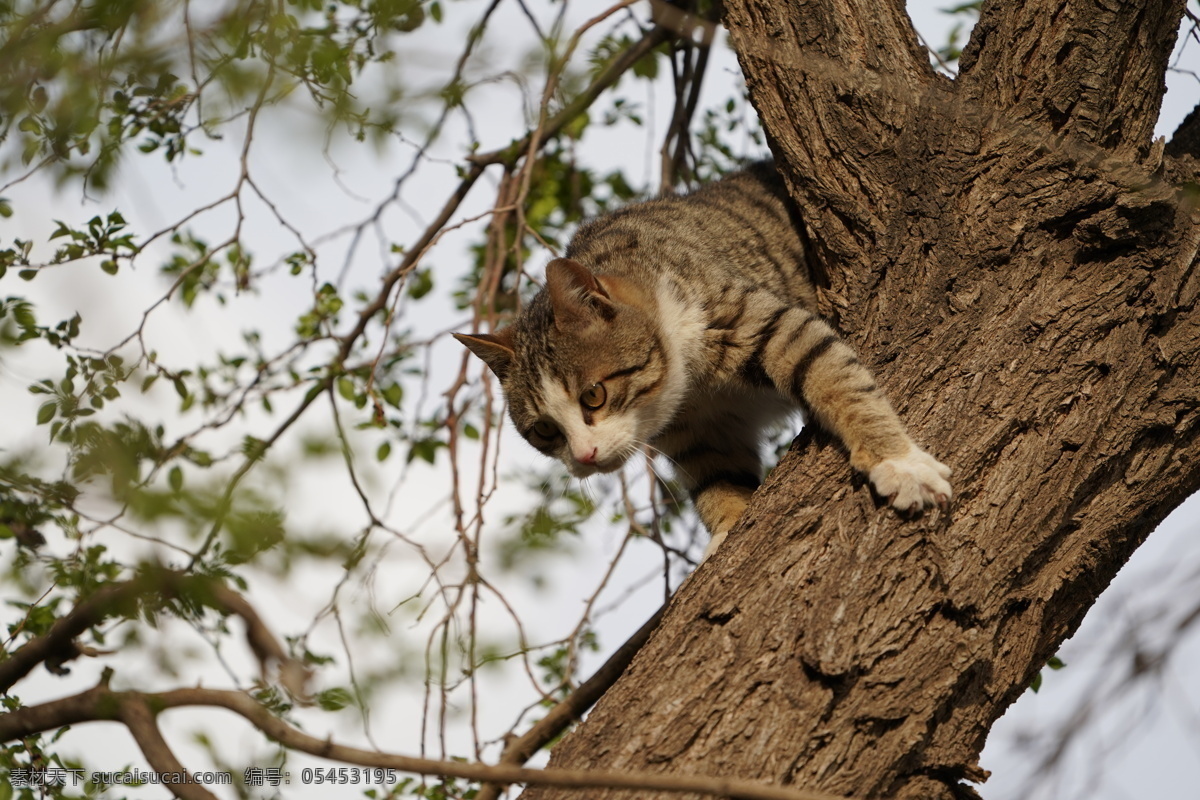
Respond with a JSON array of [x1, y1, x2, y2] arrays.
[[455, 258, 676, 478]]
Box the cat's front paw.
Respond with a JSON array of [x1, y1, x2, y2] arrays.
[[868, 448, 952, 514]]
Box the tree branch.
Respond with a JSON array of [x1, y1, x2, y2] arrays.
[[333, 23, 672, 368], [0, 682, 854, 800], [119, 692, 220, 800], [958, 0, 1187, 160], [174, 22, 676, 573], [0, 580, 141, 693], [1166, 101, 1200, 160], [722, 0, 935, 272], [0, 571, 306, 696]]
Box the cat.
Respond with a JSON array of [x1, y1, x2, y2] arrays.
[[454, 161, 951, 556]]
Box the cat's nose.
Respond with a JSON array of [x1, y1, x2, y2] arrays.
[[575, 447, 598, 465]]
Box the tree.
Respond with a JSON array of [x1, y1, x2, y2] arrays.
[[520, 0, 1200, 799], [0, 1, 1197, 800]]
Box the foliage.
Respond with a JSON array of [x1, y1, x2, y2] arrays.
[[1027, 654, 1067, 694]]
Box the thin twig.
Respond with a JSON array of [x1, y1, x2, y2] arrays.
[[476, 605, 668, 800]]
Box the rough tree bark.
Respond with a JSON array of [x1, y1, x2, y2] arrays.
[[522, 0, 1200, 799]]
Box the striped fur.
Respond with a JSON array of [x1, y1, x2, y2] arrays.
[[455, 162, 951, 556]]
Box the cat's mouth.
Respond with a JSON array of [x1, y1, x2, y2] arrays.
[[566, 456, 625, 478]]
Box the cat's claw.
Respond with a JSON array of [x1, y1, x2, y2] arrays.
[[869, 447, 953, 514]]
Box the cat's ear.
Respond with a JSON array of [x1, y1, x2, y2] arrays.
[[453, 330, 515, 381], [546, 258, 616, 328]]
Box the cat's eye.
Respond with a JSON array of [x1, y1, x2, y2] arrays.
[[580, 383, 607, 410], [532, 420, 559, 439]]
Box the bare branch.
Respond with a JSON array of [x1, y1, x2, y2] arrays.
[[0, 682, 854, 800], [204, 582, 311, 699], [119, 693, 221, 800]]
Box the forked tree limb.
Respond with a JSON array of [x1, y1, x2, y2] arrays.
[[118, 690, 221, 800], [0, 581, 137, 693], [0, 571, 306, 696]]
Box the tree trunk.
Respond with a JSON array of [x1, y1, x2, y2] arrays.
[[522, 0, 1200, 798]]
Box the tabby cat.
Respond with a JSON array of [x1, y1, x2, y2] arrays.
[[455, 162, 951, 555]]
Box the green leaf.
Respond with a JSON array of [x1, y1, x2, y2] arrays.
[[632, 50, 659, 79], [101, 259, 119, 275], [406, 438, 445, 465], [382, 383, 403, 409], [337, 376, 356, 401], [376, 441, 391, 462], [13, 303, 36, 328], [19, 269, 37, 281], [315, 687, 354, 711], [169, 466, 184, 492], [36, 401, 56, 425], [407, 268, 434, 299], [242, 436, 268, 462], [393, 4, 425, 32], [562, 111, 590, 141], [942, 0, 984, 14]]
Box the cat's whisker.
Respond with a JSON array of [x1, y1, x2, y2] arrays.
[[639, 440, 682, 472], [629, 441, 685, 508], [645, 464, 677, 505], [578, 475, 599, 507]]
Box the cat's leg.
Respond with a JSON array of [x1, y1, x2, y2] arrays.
[[693, 478, 758, 558], [658, 424, 763, 558], [742, 306, 952, 512]]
